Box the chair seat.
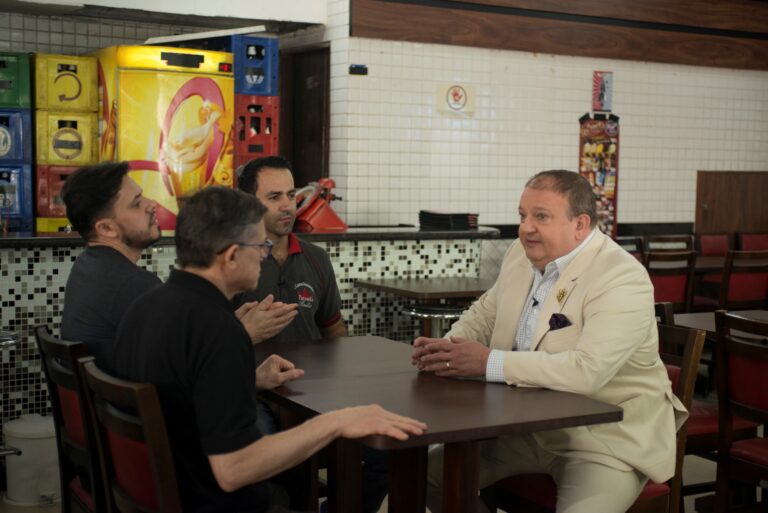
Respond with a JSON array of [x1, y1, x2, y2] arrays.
[[731, 438, 768, 467], [687, 401, 760, 437], [637, 480, 670, 500]]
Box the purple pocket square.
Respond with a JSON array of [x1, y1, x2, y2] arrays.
[[549, 313, 572, 331]]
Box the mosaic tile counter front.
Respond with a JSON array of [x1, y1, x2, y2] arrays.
[[0, 236, 507, 454]]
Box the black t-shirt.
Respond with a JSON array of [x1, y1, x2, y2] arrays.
[[235, 234, 342, 343], [61, 245, 161, 368], [112, 270, 270, 513]]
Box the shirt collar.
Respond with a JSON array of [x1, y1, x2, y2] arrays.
[[287, 233, 302, 255], [536, 228, 597, 276]]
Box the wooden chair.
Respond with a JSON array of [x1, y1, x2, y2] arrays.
[[655, 301, 675, 325], [482, 322, 705, 513], [77, 356, 182, 513], [696, 233, 732, 257], [34, 325, 106, 513], [717, 250, 768, 310], [616, 236, 645, 261], [644, 251, 696, 313], [737, 232, 768, 251], [714, 311, 768, 512], [646, 235, 694, 252]]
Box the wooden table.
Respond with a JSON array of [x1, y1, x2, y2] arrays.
[[255, 336, 623, 513], [675, 310, 768, 335], [354, 277, 495, 337]]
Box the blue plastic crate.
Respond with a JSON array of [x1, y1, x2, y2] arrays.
[[0, 108, 32, 163], [205, 36, 279, 96], [0, 162, 33, 232]]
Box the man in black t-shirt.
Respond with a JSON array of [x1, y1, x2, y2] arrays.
[[61, 162, 162, 367], [61, 162, 297, 368], [112, 187, 426, 513]]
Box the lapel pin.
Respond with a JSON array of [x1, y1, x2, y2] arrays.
[[556, 289, 567, 304]]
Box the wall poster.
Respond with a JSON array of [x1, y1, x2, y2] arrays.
[[579, 113, 619, 237]]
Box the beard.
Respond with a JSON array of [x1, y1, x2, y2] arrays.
[[117, 221, 161, 250]]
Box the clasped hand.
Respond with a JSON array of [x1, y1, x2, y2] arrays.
[[410, 336, 491, 378]]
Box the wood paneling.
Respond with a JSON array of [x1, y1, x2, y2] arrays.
[[695, 171, 768, 234], [351, 0, 768, 70], [452, 0, 768, 32]]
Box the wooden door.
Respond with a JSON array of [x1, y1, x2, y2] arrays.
[[696, 171, 768, 233], [278, 47, 330, 188]]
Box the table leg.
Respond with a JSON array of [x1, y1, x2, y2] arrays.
[[443, 441, 479, 513], [327, 438, 362, 513], [387, 446, 427, 513]]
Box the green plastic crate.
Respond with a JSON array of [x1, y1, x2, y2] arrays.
[[0, 52, 31, 108]]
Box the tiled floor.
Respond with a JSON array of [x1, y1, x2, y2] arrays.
[[0, 453, 718, 513]]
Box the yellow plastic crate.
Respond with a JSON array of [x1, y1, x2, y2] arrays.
[[35, 53, 98, 112], [35, 110, 98, 166], [36, 216, 74, 234]]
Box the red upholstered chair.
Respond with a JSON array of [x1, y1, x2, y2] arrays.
[[717, 250, 768, 310], [646, 235, 694, 252], [616, 236, 645, 262], [35, 325, 106, 513], [77, 356, 182, 513], [737, 233, 768, 251], [483, 322, 705, 513], [714, 311, 768, 512], [644, 251, 696, 313], [696, 233, 732, 289]]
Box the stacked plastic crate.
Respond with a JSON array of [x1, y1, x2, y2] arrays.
[[216, 36, 280, 173], [34, 53, 99, 233], [0, 53, 34, 233]]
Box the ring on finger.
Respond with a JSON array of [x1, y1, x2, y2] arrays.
[[445, 361, 451, 369]]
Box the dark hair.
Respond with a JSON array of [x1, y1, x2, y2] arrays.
[[526, 170, 598, 228], [176, 187, 267, 268], [61, 162, 129, 241], [236, 156, 294, 194]]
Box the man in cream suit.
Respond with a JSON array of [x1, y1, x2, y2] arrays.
[[412, 170, 686, 513]]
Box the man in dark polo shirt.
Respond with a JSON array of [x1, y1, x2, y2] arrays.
[[61, 162, 162, 367], [235, 156, 346, 343], [112, 187, 426, 513], [236, 157, 388, 513]]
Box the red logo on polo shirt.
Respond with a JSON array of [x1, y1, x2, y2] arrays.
[[295, 282, 316, 309]]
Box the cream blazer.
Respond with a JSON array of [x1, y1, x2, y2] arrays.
[[446, 230, 687, 483]]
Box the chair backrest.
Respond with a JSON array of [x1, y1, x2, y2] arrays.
[[656, 322, 706, 513], [615, 236, 645, 261], [77, 357, 182, 513], [34, 325, 105, 512], [718, 250, 768, 310], [644, 251, 696, 313], [696, 233, 732, 256], [714, 311, 768, 439], [646, 235, 694, 252], [738, 233, 768, 251], [654, 302, 675, 326]]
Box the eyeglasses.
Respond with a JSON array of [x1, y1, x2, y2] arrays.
[[216, 239, 273, 258]]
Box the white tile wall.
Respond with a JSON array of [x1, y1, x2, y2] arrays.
[[3, 3, 768, 227], [334, 38, 768, 226]]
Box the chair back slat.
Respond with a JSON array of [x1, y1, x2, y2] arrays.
[[645, 251, 696, 313], [718, 250, 768, 309], [738, 233, 768, 251], [654, 302, 675, 326], [77, 357, 182, 513], [697, 233, 732, 256], [646, 235, 694, 252], [34, 325, 105, 513]]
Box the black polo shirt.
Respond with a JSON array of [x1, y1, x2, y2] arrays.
[[235, 234, 342, 343], [113, 270, 270, 513], [62, 245, 161, 368]]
